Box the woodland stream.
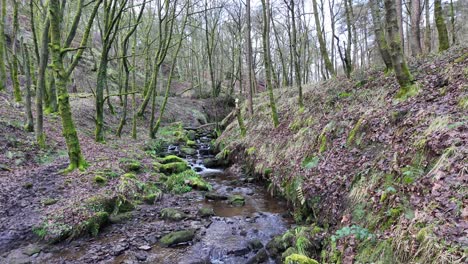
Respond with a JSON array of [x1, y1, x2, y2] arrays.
[[31, 131, 293, 264]]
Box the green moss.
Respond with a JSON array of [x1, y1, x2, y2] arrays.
[[164, 170, 211, 194], [458, 96, 468, 109], [93, 175, 107, 185], [122, 173, 137, 179], [198, 207, 215, 217], [180, 147, 196, 155], [246, 147, 256, 155], [416, 227, 430, 243], [143, 193, 157, 204], [355, 239, 394, 263], [186, 139, 197, 147], [228, 195, 245, 206], [159, 161, 190, 175], [160, 208, 187, 221], [95, 168, 120, 179], [157, 155, 185, 164], [42, 198, 58, 206], [347, 118, 364, 146], [159, 229, 195, 247], [84, 211, 109, 237], [395, 83, 420, 101], [284, 254, 319, 264], [120, 159, 142, 172]]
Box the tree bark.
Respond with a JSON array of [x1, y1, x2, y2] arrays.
[[434, 0, 449, 51], [11, 0, 22, 102], [0, 0, 5, 91], [260, 0, 279, 127], [410, 0, 423, 56], [312, 0, 335, 77], [288, 0, 303, 108], [424, 0, 431, 53], [370, 0, 393, 71], [384, 0, 413, 89], [23, 44, 34, 132], [246, 0, 254, 115], [36, 17, 50, 147]]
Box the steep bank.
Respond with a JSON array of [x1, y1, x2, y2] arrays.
[[217, 46, 467, 262]]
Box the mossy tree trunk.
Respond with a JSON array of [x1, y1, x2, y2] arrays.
[[152, 1, 189, 136], [424, 0, 431, 53], [22, 44, 34, 132], [36, 17, 50, 147], [434, 0, 449, 51], [0, 0, 6, 91], [11, 0, 21, 102], [49, 0, 102, 171], [288, 0, 303, 108], [95, 0, 128, 143], [384, 0, 413, 89], [312, 0, 335, 77], [260, 0, 279, 127], [370, 0, 393, 72], [117, 0, 145, 137]]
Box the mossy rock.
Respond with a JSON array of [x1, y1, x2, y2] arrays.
[[157, 155, 185, 164], [203, 158, 224, 168], [93, 175, 107, 185], [266, 236, 289, 257], [198, 207, 215, 218], [285, 254, 319, 264], [143, 193, 158, 204], [121, 159, 142, 172], [246, 248, 268, 264], [187, 131, 196, 140], [188, 176, 212, 191], [122, 173, 137, 179], [42, 198, 58, 206], [109, 212, 132, 224], [247, 239, 264, 252], [205, 192, 228, 200], [84, 211, 110, 237], [160, 208, 187, 221], [187, 139, 197, 147], [117, 200, 135, 213], [159, 229, 195, 247], [228, 195, 245, 206], [181, 147, 197, 156], [152, 162, 162, 172], [160, 162, 190, 175]]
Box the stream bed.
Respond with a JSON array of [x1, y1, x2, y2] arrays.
[[9, 132, 293, 264]]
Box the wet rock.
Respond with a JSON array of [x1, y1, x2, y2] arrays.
[[160, 208, 187, 221], [138, 245, 151, 251], [204, 192, 228, 200], [247, 239, 264, 252], [198, 207, 215, 218], [187, 131, 197, 141], [228, 195, 245, 206], [159, 229, 196, 247], [266, 236, 288, 257], [134, 251, 148, 261], [159, 162, 190, 175], [202, 158, 223, 168], [246, 248, 268, 264], [227, 246, 250, 256], [181, 147, 197, 156], [193, 166, 204, 172], [22, 244, 43, 256], [112, 243, 129, 256], [239, 230, 248, 236]]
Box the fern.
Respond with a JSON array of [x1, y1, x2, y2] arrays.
[[296, 183, 305, 206]]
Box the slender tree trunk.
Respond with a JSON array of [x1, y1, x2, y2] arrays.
[[396, 0, 404, 52], [449, 0, 455, 44], [312, 0, 335, 77], [384, 0, 413, 90], [289, 0, 303, 108], [0, 0, 5, 91], [370, 0, 393, 71], [343, 0, 353, 77], [424, 0, 431, 53], [246, 0, 254, 115], [11, 0, 21, 102], [23, 44, 34, 132], [260, 0, 279, 127], [36, 18, 49, 147], [410, 0, 423, 56], [434, 0, 449, 51]]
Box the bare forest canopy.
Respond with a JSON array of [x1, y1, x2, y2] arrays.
[[0, 0, 466, 170]]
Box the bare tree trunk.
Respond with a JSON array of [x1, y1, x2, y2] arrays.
[[288, 0, 303, 107], [424, 0, 431, 53], [312, 0, 335, 77], [23, 44, 34, 132], [449, 0, 455, 44], [246, 0, 254, 115], [396, 0, 404, 53], [0, 0, 5, 91], [410, 0, 423, 56], [260, 0, 279, 127]]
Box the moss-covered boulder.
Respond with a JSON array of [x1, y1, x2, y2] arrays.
[[198, 207, 215, 218], [121, 159, 142, 172], [164, 170, 212, 194], [160, 208, 187, 221], [157, 155, 185, 164], [160, 162, 190, 175], [266, 236, 289, 257], [181, 147, 197, 156], [187, 130, 196, 141], [228, 195, 245, 206], [284, 254, 319, 264], [159, 229, 195, 247], [246, 248, 268, 264]]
